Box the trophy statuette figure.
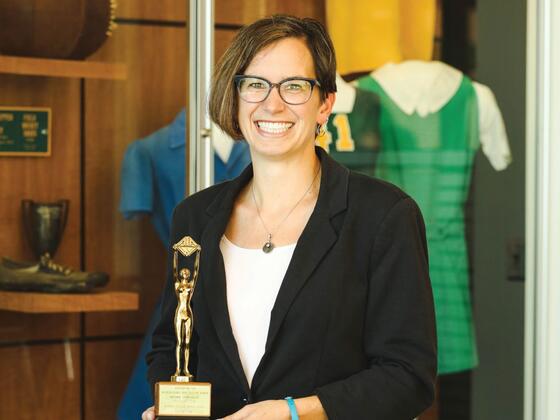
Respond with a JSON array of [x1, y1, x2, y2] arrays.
[[155, 236, 211, 419]]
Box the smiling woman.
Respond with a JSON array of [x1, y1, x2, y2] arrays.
[[232, 37, 333, 165], [144, 15, 437, 420]]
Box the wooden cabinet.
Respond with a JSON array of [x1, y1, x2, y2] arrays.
[[0, 1, 325, 418]]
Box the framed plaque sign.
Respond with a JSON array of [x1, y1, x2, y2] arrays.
[[0, 107, 51, 157]]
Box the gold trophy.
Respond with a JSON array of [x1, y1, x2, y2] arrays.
[[155, 236, 211, 419]]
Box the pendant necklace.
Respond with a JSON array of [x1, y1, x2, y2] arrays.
[[251, 166, 321, 253]]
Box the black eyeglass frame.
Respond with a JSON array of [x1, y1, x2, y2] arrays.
[[233, 75, 322, 105]]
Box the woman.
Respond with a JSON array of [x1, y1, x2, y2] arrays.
[[144, 15, 436, 420]]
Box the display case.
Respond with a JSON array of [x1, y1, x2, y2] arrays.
[[0, 1, 325, 418], [1, 1, 529, 419]]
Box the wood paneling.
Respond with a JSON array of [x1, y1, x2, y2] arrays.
[[0, 312, 79, 342], [84, 339, 142, 417], [117, 0, 324, 25], [215, 29, 239, 62], [0, 74, 81, 339], [0, 290, 138, 313], [216, 0, 326, 25], [0, 75, 81, 266], [0, 1, 332, 419], [0, 343, 80, 419], [117, 0, 186, 21], [0, 55, 127, 80], [83, 24, 186, 336], [433, 0, 443, 60], [435, 0, 444, 38]]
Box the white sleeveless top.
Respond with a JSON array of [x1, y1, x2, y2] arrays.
[[219, 236, 296, 386]]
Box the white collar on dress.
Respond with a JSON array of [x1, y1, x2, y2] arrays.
[[212, 122, 234, 163], [371, 60, 463, 117], [333, 73, 356, 114]]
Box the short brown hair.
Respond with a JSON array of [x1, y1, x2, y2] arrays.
[[209, 15, 337, 140]]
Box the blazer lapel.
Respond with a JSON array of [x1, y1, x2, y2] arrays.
[[264, 148, 349, 353], [200, 166, 253, 393], [198, 148, 349, 392]]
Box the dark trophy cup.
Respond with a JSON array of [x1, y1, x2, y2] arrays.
[[21, 199, 69, 260], [7, 199, 109, 293]]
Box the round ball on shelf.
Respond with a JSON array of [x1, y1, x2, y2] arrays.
[[0, 0, 117, 59]]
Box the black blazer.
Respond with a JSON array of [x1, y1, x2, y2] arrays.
[[147, 147, 436, 419]]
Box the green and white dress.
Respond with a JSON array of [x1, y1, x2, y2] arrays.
[[357, 61, 511, 374]]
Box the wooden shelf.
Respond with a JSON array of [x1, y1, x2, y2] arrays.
[[0, 55, 127, 80], [0, 290, 138, 313]]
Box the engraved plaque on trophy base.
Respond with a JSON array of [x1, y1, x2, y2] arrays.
[[155, 380, 211, 419]]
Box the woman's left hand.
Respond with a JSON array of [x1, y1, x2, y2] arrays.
[[221, 399, 290, 420]]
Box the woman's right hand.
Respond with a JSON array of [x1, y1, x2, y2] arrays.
[[142, 406, 155, 420]]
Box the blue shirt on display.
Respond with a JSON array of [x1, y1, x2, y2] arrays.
[[119, 108, 251, 245], [117, 108, 250, 419]]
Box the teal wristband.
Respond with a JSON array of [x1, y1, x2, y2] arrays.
[[284, 396, 299, 420]]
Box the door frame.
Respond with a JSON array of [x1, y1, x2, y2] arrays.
[[524, 0, 560, 418]]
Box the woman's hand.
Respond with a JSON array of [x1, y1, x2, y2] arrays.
[[141, 405, 155, 420], [222, 396, 327, 420], [141, 401, 287, 420], [222, 399, 290, 420]]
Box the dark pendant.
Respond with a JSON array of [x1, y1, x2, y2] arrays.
[[262, 241, 274, 253]]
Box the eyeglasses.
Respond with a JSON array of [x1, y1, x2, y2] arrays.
[[234, 75, 321, 105]]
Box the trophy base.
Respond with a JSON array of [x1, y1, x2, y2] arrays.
[[155, 381, 211, 419], [171, 374, 193, 382]]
